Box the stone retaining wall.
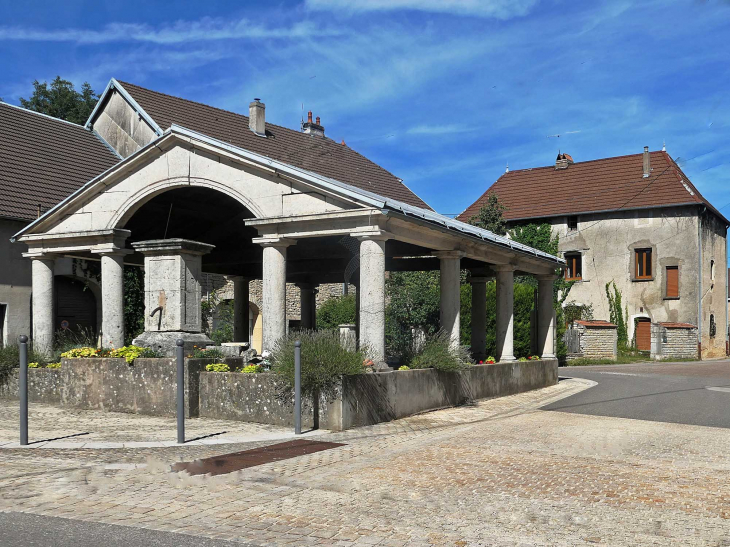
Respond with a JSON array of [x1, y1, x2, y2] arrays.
[[566, 321, 617, 361], [651, 323, 698, 360]]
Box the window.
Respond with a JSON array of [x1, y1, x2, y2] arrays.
[[711, 260, 715, 282], [635, 248, 652, 279], [666, 266, 679, 298], [710, 314, 716, 338], [565, 252, 582, 280], [567, 216, 578, 232]]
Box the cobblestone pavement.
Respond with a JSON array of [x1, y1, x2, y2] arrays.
[[1, 379, 730, 546]]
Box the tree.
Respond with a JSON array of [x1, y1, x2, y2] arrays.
[[19, 77, 98, 125], [316, 294, 356, 331], [468, 193, 507, 235]]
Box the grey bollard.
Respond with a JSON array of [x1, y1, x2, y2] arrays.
[[294, 340, 302, 435], [19, 335, 28, 446], [176, 339, 185, 444]]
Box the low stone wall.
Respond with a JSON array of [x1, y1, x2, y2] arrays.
[[199, 372, 341, 429], [565, 321, 617, 361], [200, 359, 557, 430], [0, 368, 62, 403], [651, 323, 698, 360]]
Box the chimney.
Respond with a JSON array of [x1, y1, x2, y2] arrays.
[[642, 146, 650, 177], [302, 110, 325, 137], [249, 98, 265, 137], [555, 152, 574, 170]]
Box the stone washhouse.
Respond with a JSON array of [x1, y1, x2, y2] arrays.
[[11, 79, 565, 363]]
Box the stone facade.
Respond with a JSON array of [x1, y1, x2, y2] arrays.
[[527, 206, 728, 359], [565, 320, 618, 361], [651, 323, 699, 360]]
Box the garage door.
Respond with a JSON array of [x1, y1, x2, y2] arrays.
[[636, 319, 651, 351]]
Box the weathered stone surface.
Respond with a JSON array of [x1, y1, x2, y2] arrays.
[[132, 331, 213, 357], [0, 368, 62, 402], [567, 323, 618, 360], [652, 323, 698, 359]]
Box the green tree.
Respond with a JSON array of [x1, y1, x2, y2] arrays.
[[19, 77, 98, 124], [468, 193, 507, 235], [605, 281, 629, 349], [316, 294, 356, 331]]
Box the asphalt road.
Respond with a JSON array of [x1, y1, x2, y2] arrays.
[[0, 511, 254, 547], [543, 360, 730, 428]]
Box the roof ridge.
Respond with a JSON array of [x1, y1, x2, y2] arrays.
[[505, 150, 663, 174], [0, 101, 92, 131]]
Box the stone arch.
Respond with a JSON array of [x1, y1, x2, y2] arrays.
[[109, 177, 266, 230]]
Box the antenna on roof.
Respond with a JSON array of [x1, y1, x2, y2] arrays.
[[505, 163, 509, 173], [662, 139, 666, 152]]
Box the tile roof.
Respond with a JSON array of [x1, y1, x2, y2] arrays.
[[574, 320, 617, 328], [114, 81, 431, 210], [458, 151, 726, 224], [659, 322, 696, 329], [0, 103, 120, 222]]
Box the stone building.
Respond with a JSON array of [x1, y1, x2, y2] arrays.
[[459, 148, 728, 359], [9, 78, 564, 362], [0, 103, 119, 347]]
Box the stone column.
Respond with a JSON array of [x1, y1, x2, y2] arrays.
[[495, 265, 516, 362], [298, 283, 314, 329], [30, 256, 56, 357], [259, 239, 293, 352], [130, 239, 215, 356], [99, 253, 127, 349], [357, 235, 388, 364], [435, 251, 465, 351], [233, 276, 250, 343], [537, 274, 557, 359], [470, 276, 489, 361]]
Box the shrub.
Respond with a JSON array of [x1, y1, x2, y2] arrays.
[[518, 357, 528, 362], [61, 347, 106, 359], [28, 362, 41, 368], [528, 355, 540, 360], [271, 330, 366, 398], [206, 363, 230, 372], [316, 294, 356, 331], [485, 356, 496, 364], [108, 345, 161, 364], [46, 362, 61, 369], [398, 365, 410, 371], [240, 364, 263, 374], [0, 345, 50, 386], [409, 331, 472, 372], [189, 346, 224, 359]]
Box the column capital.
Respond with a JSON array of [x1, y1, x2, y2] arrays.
[[252, 236, 296, 248], [23, 252, 59, 261], [492, 264, 516, 272], [433, 250, 466, 260], [131, 238, 215, 256], [93, 248, 134, 257], [469, 276, 490, 284], [536, 273, 559, 282], [350, 229, 392, 242]]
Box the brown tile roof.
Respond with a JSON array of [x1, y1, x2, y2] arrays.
[[574, 320, 616, 328], [115, 81, 431, 210], [0, 103, 120, 222], [457, 151, 726, 224], [659, 322, 696, 329]]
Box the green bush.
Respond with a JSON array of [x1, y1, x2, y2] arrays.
[[189, 346, 224, 359], [108, 345, 161, 364], [206, 363, 230, 372], [28, 362, 41, 368], [240, 364, 263, 373], [0, 345, 51, 386], [271, 330, 366, 398], [409, 331, 472, 372], [46, 362, 61, 369], [316, 294, 356, 331], [398, 365, 410, 371]]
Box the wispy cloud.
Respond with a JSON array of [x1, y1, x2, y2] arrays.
[[0, 18, 339, 44], [407, 124, 478, 136], [306, 0, 539, 19]]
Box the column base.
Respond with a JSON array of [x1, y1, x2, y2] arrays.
[[132, 331, 213, 357], [498, 356, 516, 363]]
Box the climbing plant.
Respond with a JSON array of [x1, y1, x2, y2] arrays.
[[605, 281, 629, 349]]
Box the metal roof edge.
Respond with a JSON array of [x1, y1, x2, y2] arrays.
[[85, 78, 163, 136]]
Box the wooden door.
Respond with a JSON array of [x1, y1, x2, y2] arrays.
[[636, 319, 651, 351]]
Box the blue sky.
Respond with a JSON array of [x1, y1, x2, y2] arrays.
[[1, 0, 729, 218]]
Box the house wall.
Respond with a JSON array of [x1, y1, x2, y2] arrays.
[[0, 218, 31, 346], [517, 206, 725, 358]]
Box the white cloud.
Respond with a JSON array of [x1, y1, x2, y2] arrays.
[[407, 124, 477, 136], [306, 0, 539, 19], [0, 18, 339, 44]]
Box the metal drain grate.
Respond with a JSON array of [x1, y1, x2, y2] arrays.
[[171, 439, 346, 476]]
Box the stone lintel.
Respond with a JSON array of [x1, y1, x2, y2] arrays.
[[536, 273, 559, 282], [492, 264, 517, 272], [433, 250, 466, 260], [131, 238, 215, 256], [252, 236, 296, 248], [350, 229, 392, 242]]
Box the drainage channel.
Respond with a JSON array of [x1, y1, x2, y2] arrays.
[[171, 439, 346, 476]]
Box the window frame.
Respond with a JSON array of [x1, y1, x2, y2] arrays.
[[567, 216, 578, 232], [634, 248, 653, 281], [664, 265, 679, 300], [564, 252, 582, 281]]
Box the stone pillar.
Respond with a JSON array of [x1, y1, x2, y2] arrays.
[[537, 274, 557, 359], [259, 239, 293, 352], [130, 239, 215, 356], [495, 265, 516, 362], [357, 235, 388, 364], [99, 253, 127, 349], [435, 251, 465, 350], [233, 277, 250, 343], [470, 276, 489, 361], [298, 283, 314, 329], [30, 256, 55, 357]]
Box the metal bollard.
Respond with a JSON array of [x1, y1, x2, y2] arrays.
[[176, 339, 185, 444], [19, 335, 28, 446], [294, 340, 302, 435]]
